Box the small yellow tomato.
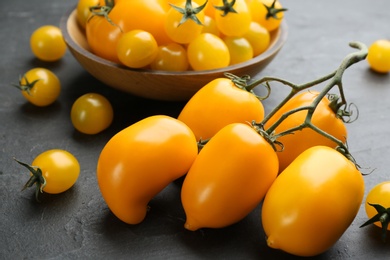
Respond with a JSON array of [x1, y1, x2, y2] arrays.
[[164, 0, 205, 44], [16, 68, 61, 107], [223, 36, 253, 65], [30, 25, 67, 61], [360, 181, 390, 242], [367, 39, 390, 73], [15, 149, 80, 200], [117, 30, 158, 68], [187, 33, 230, 70], [242, 21, 270, 56], [151, 43, 189, 71], [70, 93, 114, 135], [214, 0, 251, 36], [247, 0, 286, 32]]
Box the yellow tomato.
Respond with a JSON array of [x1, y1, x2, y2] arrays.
[[247, 0, 286, 31], [182, 123, 278, 231], [17, 68, 61, 107], [214, 0, 251, 36], [242, 21, 270, 56], [262, 146, 364, 257], [264, 91, 347, 172], [30, 25, 67, 61], [96, 115, 198, 224], [360, 181, 390, 242]]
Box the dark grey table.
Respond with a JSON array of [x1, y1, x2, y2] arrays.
[[1, 0, 390, 259]]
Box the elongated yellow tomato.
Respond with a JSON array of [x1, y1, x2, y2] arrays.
[[264, 91, 347, 172], [261, 146, 364, 257], [182, 123, 278, 231], [178, 77, 264, 141], [96, 115, 198, 224]]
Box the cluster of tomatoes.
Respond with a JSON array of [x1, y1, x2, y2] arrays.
[[12, 0, 390, 257], [76, 0, 285, 71]]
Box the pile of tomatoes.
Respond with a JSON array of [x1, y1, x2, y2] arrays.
[[76, 0, 285, 71], [12, 0, 390, 257]]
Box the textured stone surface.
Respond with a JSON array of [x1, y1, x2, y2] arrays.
[[1, 0, 390, 259]]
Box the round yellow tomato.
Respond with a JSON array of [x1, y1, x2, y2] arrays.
[[71, 93, 114, 134], [16, 68, 61, 107], [262, 146, 364, 257], [187, 33, 230, 70], [150, 43, 189, 71], [178, 77, 265, 141], [242, 21, 270, 56], [223, 36, 253, 65], [117, 30, 158, 68], [30, 25, 67, 61], [182, 123, 278, 231], [15, 149, 80, 200], [164, 0, 205, 44], [264, 90, 347, 172], [367, 39, 390, 73], [214, 0, 251, 36], [247, 0, 286, 31], [360, 181, 390, 241], [96, 115, 198, 224]]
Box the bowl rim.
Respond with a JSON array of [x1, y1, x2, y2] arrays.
[[60, 5, 288, 76]]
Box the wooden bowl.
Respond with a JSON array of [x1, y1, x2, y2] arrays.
[[60, 7, 288, 101]]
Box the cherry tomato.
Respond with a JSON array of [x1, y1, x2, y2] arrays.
[[96, 115, 198, 224], [261, 146, 364, 257], [214, 0, 251, 36], [76, 0, 99, 29], [360, 181, 390, 241], [242, 21, 270, 56], [150, 43, 189, 71], [117, 30, 158, 68], [247, 0, 286, 32], [15, 149, 80, 200], [15, 68, 61, 107], [30, 25, 67, 61], [181, 122, 278, 231], [223, 36, 253, 65], [264, 90, 347, 172], [164, 0, 205, 44], [70, 93, 114, 135], [187, 33, 230, 70], [367, 39, 390, 73], [178, 76, 265, 140]]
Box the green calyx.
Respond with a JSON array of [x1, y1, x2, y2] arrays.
[[360, 203, 390, 242], [214, 0, 237, 17], [14, 158, 46, 202], [88, 0, 121, 30], [263, 0, 288, 20], [171, 0, 208, 26], [13, 75, 40, 96]]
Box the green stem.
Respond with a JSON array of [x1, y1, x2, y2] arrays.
[[14, 158, 46, 202], [251, 41, 367, 161], [170, 0, 208, 26]]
